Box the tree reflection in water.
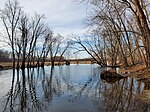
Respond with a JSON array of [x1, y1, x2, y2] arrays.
[[3, 68, 41, 112], [95, 77, 150, 112], [2, 65, 150, 112]]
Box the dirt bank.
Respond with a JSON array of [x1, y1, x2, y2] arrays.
[[120, 64, 150, 82]]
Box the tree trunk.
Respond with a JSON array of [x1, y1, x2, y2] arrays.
[[133, 0, 150, 67], [51, 60, 54, 67]]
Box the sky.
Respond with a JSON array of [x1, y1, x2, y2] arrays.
[[0, 0, 88, 36], [0, 0, 91, 58]]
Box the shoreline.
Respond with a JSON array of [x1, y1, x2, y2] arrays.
[[1, 62, 150, 82], [119, 64, 150, 82], [0, 61, 94, 71]]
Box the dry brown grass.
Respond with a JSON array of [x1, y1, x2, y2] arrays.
[[0, 62, 13, 67], [119, 64, 150, 81], [0, 60, 93, 68]]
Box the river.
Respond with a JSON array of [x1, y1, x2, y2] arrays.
[[0, 64, 150, 112]]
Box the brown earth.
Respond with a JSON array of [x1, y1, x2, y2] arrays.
[[119, 64, 150, 82]]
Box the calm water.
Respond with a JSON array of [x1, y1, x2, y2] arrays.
[[0, 64, 150, 112]]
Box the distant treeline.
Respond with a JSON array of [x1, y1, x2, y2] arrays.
[[0, 49, 12, 62], [0, 49, 66, 62]]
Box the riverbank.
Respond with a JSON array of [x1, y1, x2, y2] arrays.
[[0, 62, 13, 70], [1, 62, 150, 82], [120, 64, 150, 82], [0, 62, 55, 70], [0, 61, 92, 71]]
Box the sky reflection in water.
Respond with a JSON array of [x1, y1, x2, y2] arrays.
[[0, 64, 150, 112]]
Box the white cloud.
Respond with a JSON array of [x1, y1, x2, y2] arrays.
[[0, 0, 89, 58], [0, 0, 87, 36], [18, 0, 87, 36]]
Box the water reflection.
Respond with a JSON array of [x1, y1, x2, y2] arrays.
[[0, 64, 150, 112], [3, 68, 41, 112], [140, 81, 150, 104], [95, 77, 150, 112]]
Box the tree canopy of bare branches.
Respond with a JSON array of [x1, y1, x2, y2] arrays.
[[75, 0, 150, 67]]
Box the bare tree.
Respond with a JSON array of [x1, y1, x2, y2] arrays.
[[37, 28, 53, 67], [72, 35, 107, 66], [49, 34, 63, 67], [120, 0, 150, 67], [13, 13, 46, 69], [26, 14, 46, 68], [79, 0, 150, 67], [58, 38, 72, 65], [0, 0, 22, 68]]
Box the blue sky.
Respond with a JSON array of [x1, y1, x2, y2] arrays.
[[0, 0, 91, 58], [0, 0, 88, 36]]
